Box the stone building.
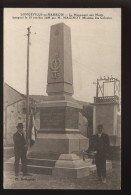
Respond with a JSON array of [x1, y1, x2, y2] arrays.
[[4, 83, 36, 145], [93, 96, 121, 146]]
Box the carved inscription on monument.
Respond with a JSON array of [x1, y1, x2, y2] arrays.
[[40, 107, 65, 129], [65, 107, 79, 129]]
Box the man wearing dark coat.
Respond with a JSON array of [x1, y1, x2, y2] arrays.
[[86, 124, 110, 183], [13, 123, 28, 177]]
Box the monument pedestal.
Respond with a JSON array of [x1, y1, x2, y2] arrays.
[[28, 95, 89, 157], [52, 154, 92, 178], [27, 95, 93, 178], [52, 154, 112, 178], [28, 132, 88, 156]]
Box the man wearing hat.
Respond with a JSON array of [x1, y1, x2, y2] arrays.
[[85, 124, 110, 183], [13, 123, 28, 177]]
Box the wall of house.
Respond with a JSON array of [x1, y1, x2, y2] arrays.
[[93, 104, 114, 136], [93, 103, 121, 146], [5, 100, 26, 145], [4, 84, 38, 146]]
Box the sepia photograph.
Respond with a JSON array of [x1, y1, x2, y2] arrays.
[[4, 8, 121, 189]]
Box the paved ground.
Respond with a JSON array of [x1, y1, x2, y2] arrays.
[[3, 162, 121, 190]]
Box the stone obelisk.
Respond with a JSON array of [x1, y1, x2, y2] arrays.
[[46, 23, 73, 96], [29, 23, 92, 178]]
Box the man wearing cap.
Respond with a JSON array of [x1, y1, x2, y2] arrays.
[[86, 124, 110, 183], [13, 123, 28, 177]]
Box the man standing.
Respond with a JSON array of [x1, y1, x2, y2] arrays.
[[86, 124, 110, 183], [13, 123, 28, 177]]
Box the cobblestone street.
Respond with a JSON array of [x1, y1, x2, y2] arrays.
[[3, 161, 120, 190]]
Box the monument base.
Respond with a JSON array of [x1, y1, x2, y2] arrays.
[[28, 131, 89, 158], [4, 154, 112, 179], [29, 95, 89, 157], [52, 154, 92, 178], [27, 95, 91, 178], [52, 154, 112, 178]]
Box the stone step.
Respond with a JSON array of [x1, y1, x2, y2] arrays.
[[4, 158, 112, 178], [4, 162, 52, 175], [27, 158, 56, 167], [28, 152, 60, 160], [27, 165, 52, 175], [4, 161, 96, 177]]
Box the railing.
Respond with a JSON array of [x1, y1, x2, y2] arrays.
[[94, 96, 119, 104]]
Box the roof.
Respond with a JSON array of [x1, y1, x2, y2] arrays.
[[4, 83, 26, 98], [29, 95, 45, 102], [4, 83, 26, 108], [4, 83, 38, 108], [77, 100, 93, 106]]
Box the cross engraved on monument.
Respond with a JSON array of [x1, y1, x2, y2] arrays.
[[50, 53, 61, 79]]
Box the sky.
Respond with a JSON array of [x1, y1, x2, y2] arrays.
[[4, 8, 121, 103]]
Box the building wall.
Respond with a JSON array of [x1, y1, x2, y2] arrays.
[[4, 83, 37, 146], [93, 103, 121, 146], [5, 100, 26, 145], [93, 104, 116, 136]]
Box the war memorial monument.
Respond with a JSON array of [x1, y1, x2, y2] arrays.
[[5, 23, 112, 178], [29, 23, 92, 178]]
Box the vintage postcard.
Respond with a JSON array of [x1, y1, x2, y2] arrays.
[[4, 8, 121, 189]]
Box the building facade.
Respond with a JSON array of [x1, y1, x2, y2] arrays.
[[4, 83, 36, 145], [93, 96, 121, 146]]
